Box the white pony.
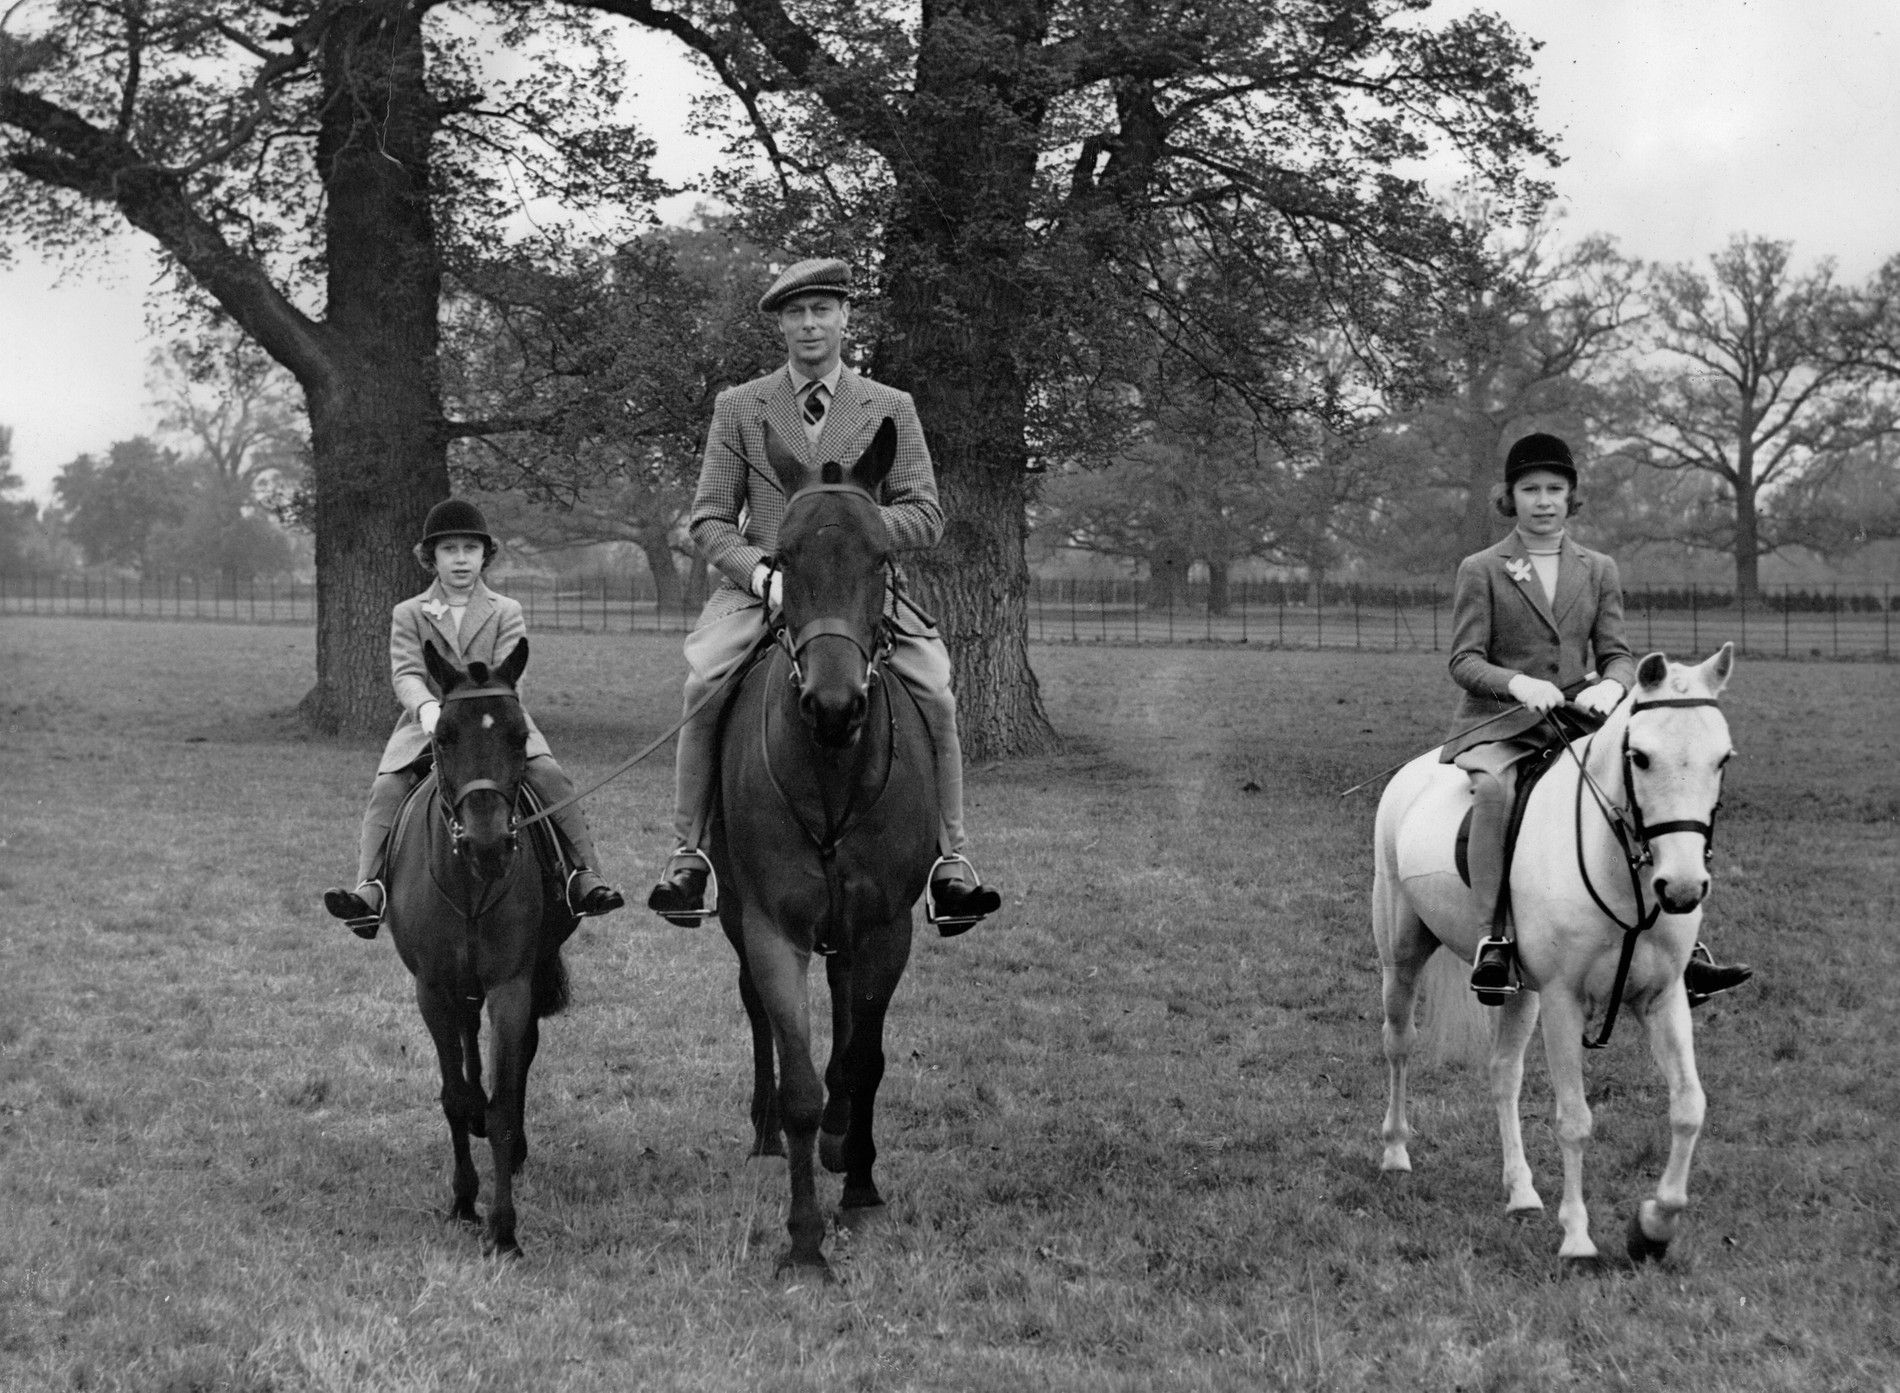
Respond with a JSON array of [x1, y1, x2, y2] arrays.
[[1372, 645, 1735, 1264]]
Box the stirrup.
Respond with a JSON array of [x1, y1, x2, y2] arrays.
[[650, 847, 718, 926], [925, 853, 990, 932], [1470, 935, 1520, 1004], [565, 869, 625, 918], [345, 879, 386, 940]]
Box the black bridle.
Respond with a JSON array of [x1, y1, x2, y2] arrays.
[[769, 481, 896, 697], [1549, 695, 1726, 1049], [427, 683, 529, 1004]]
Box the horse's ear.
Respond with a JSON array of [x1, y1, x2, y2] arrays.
[[851, 417, 897, 495], [1697, 641, 1734, 696], [764, 420, 806, 496], [424, 639, 460, 693], [1635, 652, 1669, 690], [496, 637, 529, 688]]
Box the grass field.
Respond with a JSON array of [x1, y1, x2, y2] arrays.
[[1, 618, 1895, 1392]]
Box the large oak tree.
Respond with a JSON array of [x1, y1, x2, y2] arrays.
[[581, 0, 1556, 757], [1, 1, 658, 732]]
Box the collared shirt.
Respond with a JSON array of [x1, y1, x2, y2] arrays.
[[791, 361, 844, 443]]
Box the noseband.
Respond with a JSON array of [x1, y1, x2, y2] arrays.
[[433, 684, 523, 862]]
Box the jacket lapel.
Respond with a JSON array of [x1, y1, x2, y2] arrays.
[[1497, 536, 1560, 639], [1549, 537, 1588, 629], [757, 367, 813, 471], [815, 367, 874, 467], [420, 580, 462, 658], [457, 581, 498, 659]]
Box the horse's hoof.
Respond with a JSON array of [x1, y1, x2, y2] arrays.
[[449, 1200, 480, 1226], [1559, 1252, 1604, 1276], [836, 1193, 885, 1231], [774, 1252, 835, 1285], [483, 1236, 522, 1261], [818, 1130, 848, 1174], [1626, 1210, 1672, 1264]]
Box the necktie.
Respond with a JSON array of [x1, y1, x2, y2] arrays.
[[803, 383, 828, 429]]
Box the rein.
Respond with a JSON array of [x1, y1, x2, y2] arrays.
[[1544, 696, 1725, 1049]]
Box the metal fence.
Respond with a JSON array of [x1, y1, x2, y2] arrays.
[[1028, 577, 1898, 661], [4, 570, 1895, 660], [0, 571, 701, 634]]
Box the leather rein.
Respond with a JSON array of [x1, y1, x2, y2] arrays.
[[1546, 695, 1725, 1049]]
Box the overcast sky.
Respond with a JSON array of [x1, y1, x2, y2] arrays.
[[4, 0, 1898, 502]]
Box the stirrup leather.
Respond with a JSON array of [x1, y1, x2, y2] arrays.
[[925, 853, 986, 929], [654, 848, 718, 925]]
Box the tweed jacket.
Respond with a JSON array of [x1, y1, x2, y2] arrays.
[[376, 577, 550, 775], [1440, 531, 1637, 761], [688, 364, 944, 626]]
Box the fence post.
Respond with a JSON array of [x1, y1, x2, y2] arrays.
[[1833, 582, 1840, 658], [1069, 578, 1078, 642], [1240, 577, 1249, 644], [1690, 580, 1698, 653], [1738, 585, 1746, 657], [1166, 582, 1174, 643], [1886, 583, 1892, 662], [1432, 582, 1440, 651], [1100, 580, 1108, 642]]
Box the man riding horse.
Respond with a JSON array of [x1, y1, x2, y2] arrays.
[[647, 256, 1002, 933]]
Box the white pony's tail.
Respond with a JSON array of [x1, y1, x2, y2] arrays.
[[1416, 945, 1491, 1068]]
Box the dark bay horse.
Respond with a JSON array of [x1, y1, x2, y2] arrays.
[[385, 638, 576, 1258], [710, 418, 939, 1279]]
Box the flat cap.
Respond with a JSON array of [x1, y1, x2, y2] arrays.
[[759, 257, 853, 313]]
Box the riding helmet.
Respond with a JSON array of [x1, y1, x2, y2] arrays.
[[419, 498, 497, 552], [1504, 432, 1577, 488]]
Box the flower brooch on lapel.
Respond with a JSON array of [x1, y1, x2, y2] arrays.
[[1503, 557, 1534, 587], [421, 598, 449, 620]]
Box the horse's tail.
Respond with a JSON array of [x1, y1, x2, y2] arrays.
[[1416, 946, 1490, 1068], [532, 947, 571, 1020]]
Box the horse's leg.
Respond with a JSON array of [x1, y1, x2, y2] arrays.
[[819, 949, 854, 1174], [1374, 887, 1435, 1174], [832, 912, 914, 1225], [729, 919, 784, 1159], [1491, 988, 1544, 1214], [481, 976, 536, 1259], [1537, 990, 1599, 1263], [1628, 985, 1705, 1263], [415, 980, 481, 1225], [743, 924, 830, 1278]]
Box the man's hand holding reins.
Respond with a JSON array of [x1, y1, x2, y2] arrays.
[[750, 561, 784, 614], [1506, 674, 1567, 713], [1572, 678, 1626, 718]]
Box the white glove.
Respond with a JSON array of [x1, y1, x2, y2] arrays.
[[1506, 674, 1566, 713], [418, 700, 441, 735], [750, 561, 783, 612], [1573, 678, 1626, 718]]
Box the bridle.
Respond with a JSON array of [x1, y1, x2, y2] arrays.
[[1549, 694, 1727, 1049], [769, 482, 895, 698], [427, 681, 529, 1007]]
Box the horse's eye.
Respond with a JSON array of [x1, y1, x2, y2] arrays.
[[1629, 750, 1650, 771]]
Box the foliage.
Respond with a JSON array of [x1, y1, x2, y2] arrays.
[[150, 327, 309, 523], [53, 436, 192, 570], [0, 423, 67, 574]]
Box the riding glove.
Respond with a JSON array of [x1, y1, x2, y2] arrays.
[[1573, 679, 1626, 717], [1506, 674, 1567, 713]]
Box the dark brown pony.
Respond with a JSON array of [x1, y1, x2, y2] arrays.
[[710, 418, 939, 1279], [385, 638, 576, 1258]]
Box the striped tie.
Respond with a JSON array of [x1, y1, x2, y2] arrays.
[[802, 382, 828, 429]]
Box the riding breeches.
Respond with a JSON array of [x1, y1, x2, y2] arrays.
[[670, 601, 967, 856], [353, 754, 602, 888], [1453, 737, 1542, 936]]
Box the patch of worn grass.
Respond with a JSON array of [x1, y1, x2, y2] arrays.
[[0, 618, 1894, 1391]]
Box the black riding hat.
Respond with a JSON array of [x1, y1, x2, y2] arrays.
[[419, 498, 497, 551], [1504, 432, 1577, 488]]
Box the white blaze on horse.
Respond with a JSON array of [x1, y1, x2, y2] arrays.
[[1371, 644, 1736, 1265]]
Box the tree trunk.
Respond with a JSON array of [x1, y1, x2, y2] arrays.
[[1732, 478, 1761, 602], [870, 19, 1059, 762], [1148, 545, 1189, 611], [627, 517, 684, 616], [1206, 560, 1231, 616], [297, 3, 449, 735]]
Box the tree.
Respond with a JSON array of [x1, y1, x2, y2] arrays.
[[151, 328, 309, 520], [0, 424, 63, 575], [54, 435, 191, 570], [589, 0, 1556, 757], [1372, 216, 1639, 573], [2, 2, 657, 732]]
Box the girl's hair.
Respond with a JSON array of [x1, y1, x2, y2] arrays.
[[413, 535, 499, 573], [1493, 482, 1584, 519]]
